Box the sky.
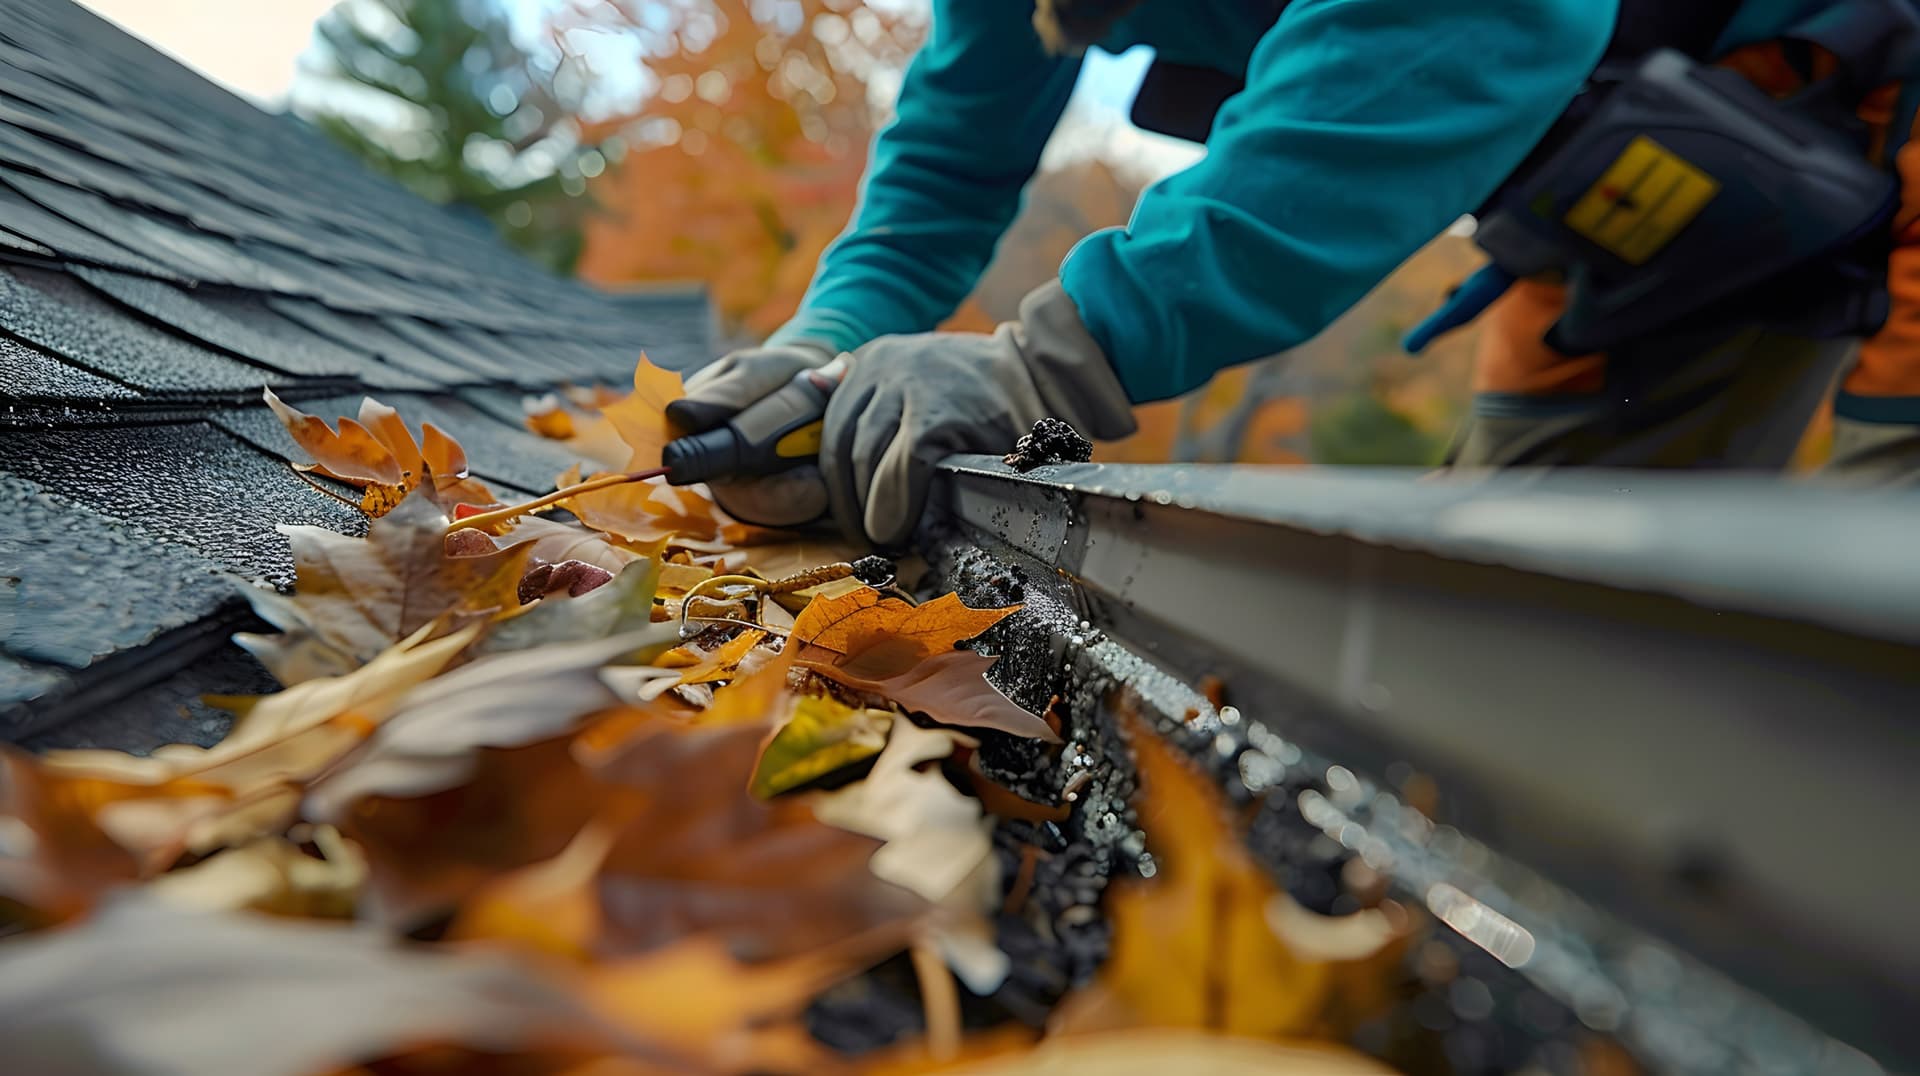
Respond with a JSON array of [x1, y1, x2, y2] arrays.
[[75, 0, 1199, 176]]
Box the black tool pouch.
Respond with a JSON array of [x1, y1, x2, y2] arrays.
[[1475, 0, 1920, 355]]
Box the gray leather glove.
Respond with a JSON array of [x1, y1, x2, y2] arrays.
[[822, 281, 1137, 548], [665, 342, 835, 528]]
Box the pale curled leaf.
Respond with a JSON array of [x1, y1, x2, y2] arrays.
[[812, 721, 993, 906], [147, 827, 368, 918], [305, 627, 679, 821]]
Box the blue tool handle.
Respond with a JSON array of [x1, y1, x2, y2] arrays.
[[1403, 264, 1516, 355]]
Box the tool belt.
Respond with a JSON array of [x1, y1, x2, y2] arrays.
[[1121, 0, 1920, 356], [1455, 1, 1920, 356]]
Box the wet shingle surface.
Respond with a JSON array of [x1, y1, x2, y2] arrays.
[[1, 0, 713, 746]]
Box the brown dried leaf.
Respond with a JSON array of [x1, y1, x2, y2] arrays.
[[801, 644, 1058, 743], [357, 397, 425, 481], [563, 472, 722, 545], [791, 589, 1018, 659], [0, 749, 145, 920], [340, 737, 609, 928], [588, 722, 922, 961], [602, 355, 686, 470], [275, 485, 533, 666], [502, 516, 648, 574], [265, 387, 404, 486]]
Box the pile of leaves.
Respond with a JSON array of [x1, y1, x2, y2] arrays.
[[0, 361, 1411, 1074]]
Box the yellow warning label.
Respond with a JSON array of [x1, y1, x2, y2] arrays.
[[1563, 136, 1721, 265]]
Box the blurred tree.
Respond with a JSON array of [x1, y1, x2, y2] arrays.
[[295, 0, 602, 272], [571, 0, 924, 340], [1308, 392, 1447, 466]]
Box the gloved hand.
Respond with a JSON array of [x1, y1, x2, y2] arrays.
[[822, 280, 1137, 547], [665, 342, 835, 528]]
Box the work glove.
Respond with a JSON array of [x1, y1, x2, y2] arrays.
[[822, 280, 1137, 548], [665, 342, 835, 528]]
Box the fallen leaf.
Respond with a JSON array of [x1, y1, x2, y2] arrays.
[[750, 694, 892, 799], [573, 722, 922, 962], [1067, 722, 1410, 1039], [40, 628, 477, 862], [802, 644, 1058, 742], [602, 355, 686, 470], [792, 589, 1019, 660], [480, 558, 664, 655], [232, 585, 359, 686], [0, 898, 625, 1076], [0, 750, 144, 920], [673, 629, 768, 686], [265, 391, 495, 517], [503, 515, 650, 574], [265, 387, 404, 486], [147, 825, 367, 918], [525, 395, 580, 439], [274, 486, 533, 666], [563, 473, 722, 545], [812, 721, 993, 908], [339, 737, 608, 928], [585, 932, 906, 1074], [357, 397, 426, 480], [697, 644, 799, 727], [919, 1029, 1397, 1075], [304, 628, 678, 822]]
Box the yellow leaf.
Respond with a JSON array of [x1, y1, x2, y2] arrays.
[[674, 629, 768, 686], [749, 694, 891, 799], [1079, 724, 1410, 1039], [700, 645, 798, 727], [602, 355, 686, 471]]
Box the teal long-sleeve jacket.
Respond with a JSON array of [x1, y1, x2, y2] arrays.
[[769, 0, 1625, 403]]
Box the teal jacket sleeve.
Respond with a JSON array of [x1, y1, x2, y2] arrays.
[[768, 0, 1083, 353], [1060, 0, 1617, 403]]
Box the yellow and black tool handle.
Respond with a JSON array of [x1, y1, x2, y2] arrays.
[[662, 360, 843, 485]]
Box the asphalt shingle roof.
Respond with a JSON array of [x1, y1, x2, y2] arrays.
[[0, 0, 714, 748]]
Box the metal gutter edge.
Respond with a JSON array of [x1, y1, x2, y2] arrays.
[[924, 455, 1920, 1070]]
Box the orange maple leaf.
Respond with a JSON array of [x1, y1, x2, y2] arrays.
[[790, 589, 1019, 659]]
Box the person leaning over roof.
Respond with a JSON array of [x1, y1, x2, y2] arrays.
[[666, 0, 1920, 549]]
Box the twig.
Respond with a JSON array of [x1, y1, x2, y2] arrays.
[[910, 937, 961, 1062], [445, 466, 670, 535]]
